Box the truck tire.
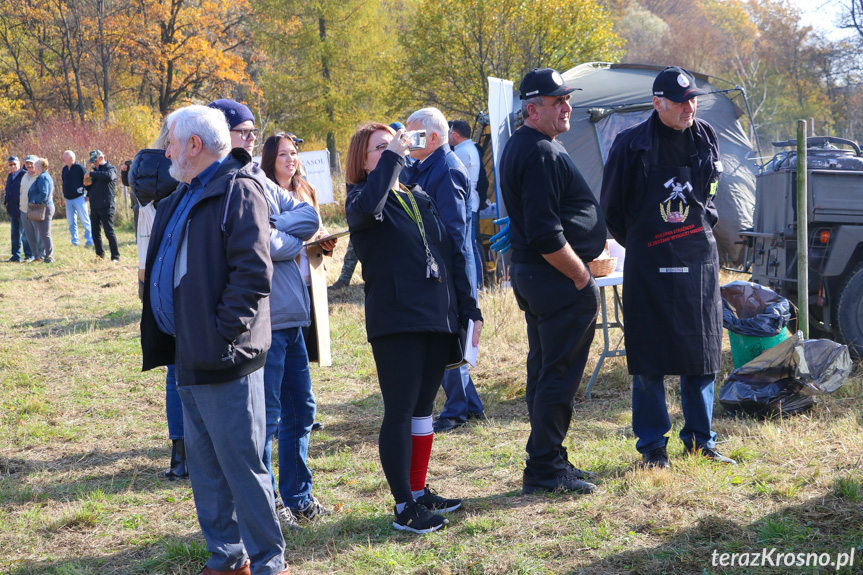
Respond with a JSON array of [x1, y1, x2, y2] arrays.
[[836, 264, 863, 358]]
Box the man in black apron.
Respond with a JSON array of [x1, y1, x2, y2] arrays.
[[501, 68, 608, 494], [600, 66, 736, 469]]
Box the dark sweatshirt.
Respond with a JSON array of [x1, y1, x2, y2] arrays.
[[500, 125, 606, 266]]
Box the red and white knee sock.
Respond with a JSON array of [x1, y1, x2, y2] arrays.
[[409, 415, 433, 498]]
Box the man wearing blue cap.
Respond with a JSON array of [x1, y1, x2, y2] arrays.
[[600, 66, 735, 469], [4, 156, 32, 262], [500, 67, 607, 495]]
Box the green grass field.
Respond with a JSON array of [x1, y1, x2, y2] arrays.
[[1, 218, 861, 575]]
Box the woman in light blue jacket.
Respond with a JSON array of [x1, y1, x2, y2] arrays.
[[30, 158, 56, 263], [259, 132, 329, 528]]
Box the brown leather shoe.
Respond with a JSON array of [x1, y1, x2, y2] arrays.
[[198, 559, 251, 575]]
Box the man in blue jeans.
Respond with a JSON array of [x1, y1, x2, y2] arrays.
[[601, 66, 736, 469], [61, 151, 94, 247], [3, 156, 32, 262], [141, 104, 288, 575], [405, 107, 485, 433]]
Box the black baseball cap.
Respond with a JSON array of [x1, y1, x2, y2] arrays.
[[652, 66, 708, 103], [519, 68, 579, 98], [7, 156, 19, 163]]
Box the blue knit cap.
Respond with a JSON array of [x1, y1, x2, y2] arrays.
[[208, 99, 255, 129]]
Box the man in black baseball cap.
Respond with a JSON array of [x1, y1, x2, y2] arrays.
[[652, 66, 708, 103], [518, 67, 579, 99], [600, 65, 733, 470], [499, 66, 607, 495]]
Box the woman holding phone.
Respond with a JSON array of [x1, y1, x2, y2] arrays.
[[345, 122, 483, 534]]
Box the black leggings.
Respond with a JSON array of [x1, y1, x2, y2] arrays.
[[370, 332, 454, 504]]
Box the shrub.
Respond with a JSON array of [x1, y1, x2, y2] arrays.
[[0, 110, 161, 221]]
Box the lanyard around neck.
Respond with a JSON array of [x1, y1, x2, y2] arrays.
[[391, 187, 428, 245]]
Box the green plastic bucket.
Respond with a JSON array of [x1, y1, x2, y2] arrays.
[[728, 327, 791, 368]]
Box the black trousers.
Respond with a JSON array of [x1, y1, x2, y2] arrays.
[[91, 205, 119, 259], [511, 263, 599, 478], [370, 332, 454, 504]]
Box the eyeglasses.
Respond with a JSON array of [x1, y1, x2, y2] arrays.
[[231, 128, 259, 141], [367, 142, 387, 154]]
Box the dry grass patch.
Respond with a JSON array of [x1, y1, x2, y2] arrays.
[[1, 222, 862, 574]]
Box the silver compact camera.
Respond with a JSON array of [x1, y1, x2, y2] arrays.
[[406, 130, 427, 150]]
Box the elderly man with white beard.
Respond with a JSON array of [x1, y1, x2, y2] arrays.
[[140, 104, 289, 575]]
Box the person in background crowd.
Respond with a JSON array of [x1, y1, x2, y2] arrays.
[[84, 150, 120, 261], [405, 107, 485, 433], [448, 120, 484, 289], [500, 68, 606, 495], [600, 66, 735, 469], [19, 156, 41, 262], [128, 121, 187, 481], [29, 158, 56, 263], [345, 121, 483, 534], [259, 131, 325, 529], [141, 104, 288, 575], [61, 151, 94, 247], [3, 156, 32, 262]]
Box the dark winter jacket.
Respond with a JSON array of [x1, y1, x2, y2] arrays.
[[4, 169, 25, 218], [140, 148, 273, 386], [600, 111, 722, 248], [86, 161, 118, 210], [128, 149, 179, 206], [403, 143, 472, 273], [346, 150, 481, 341]]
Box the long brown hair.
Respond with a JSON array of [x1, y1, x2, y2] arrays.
[[345, 122, 394, 185], [261, 132, 318, 210]]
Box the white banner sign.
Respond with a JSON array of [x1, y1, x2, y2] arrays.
[[487, 76, 514, 219], [299, 149, 334, 204]]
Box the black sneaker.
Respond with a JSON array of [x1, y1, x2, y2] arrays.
[[294, 495, 330, 521], [685, 445, 737, 465], [565, 461, 598, 482], [641, 446, 670, 469], [432, 417, 465, 433], [393, 501, 448, 534], [415, 485, 462, 513], [522, 469, 596, 495]]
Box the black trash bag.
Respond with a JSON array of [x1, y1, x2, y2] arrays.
[[721, 280, 791, 337], [719, 331, 852, 418]]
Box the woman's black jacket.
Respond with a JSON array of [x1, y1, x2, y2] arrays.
[[346, 150, 481, 342]]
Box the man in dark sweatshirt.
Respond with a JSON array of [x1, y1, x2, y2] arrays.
[[84, 149, 120, 260]]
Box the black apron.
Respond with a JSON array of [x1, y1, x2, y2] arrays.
[[622, 129, 722, 376]]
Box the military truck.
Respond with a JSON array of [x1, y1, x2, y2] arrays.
[[741, 136, 863, 357]]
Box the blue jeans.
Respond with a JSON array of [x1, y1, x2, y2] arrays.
[[263, 327, 316, 510], [632, 374, 718, 453], [9, 213, 32, 260], [65, 195, 93, 246], [439, 365, 484, 421], [165, 365, 183, 440], [177, 368, 285, 574], [439, 214, 483, 421], [472, 210, 483, 288]]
